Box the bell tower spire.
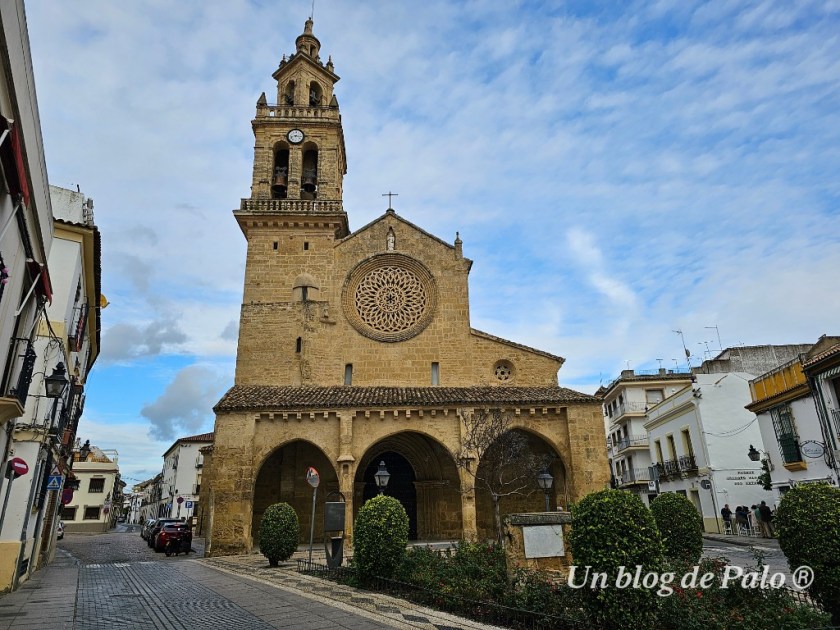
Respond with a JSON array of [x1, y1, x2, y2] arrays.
[[237, 18, 348, 238]]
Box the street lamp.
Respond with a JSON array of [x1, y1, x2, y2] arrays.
[[44, 362, 69, 398], [374, 461, 390, 495], [537, 469, 554, 512], [78, 440, 91, 463], [747, 445, 761, 462]]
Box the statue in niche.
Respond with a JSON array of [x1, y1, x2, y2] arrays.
[[386, 228, 396, 251]]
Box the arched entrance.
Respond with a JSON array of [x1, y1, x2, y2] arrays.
[[475, 429, 567, 540], [355, 431, 462, 541], [360, 452, 418, 539], [252, 440, 338, 544]]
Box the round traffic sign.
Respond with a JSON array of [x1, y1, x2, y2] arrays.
[[177, 496, 184, 504], [61, 488, 74, 505], [306, 466, 320, 488], [9, 457, 28, 477]]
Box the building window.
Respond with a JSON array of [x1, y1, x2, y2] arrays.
[[62, 506, 77, 521], [646, 389, 664, 405], [770, 405, 803, 463], [273, 241, 278, 250], [303, 241, 309, 251], [88, 478, 105, 493], [84, 507, 101, 520], [295, 337, 302, 353], [344, 364, 353, 386], [431, 362, 439, 386]]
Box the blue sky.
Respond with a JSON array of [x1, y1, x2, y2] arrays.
[[24, 0, 840, 485]]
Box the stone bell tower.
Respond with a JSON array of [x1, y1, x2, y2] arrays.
[[233, 19, 349, 388]]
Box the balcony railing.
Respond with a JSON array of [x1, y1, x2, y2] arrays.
[[257, 104, 341, 122], [239, 198, 344, 215], [613, 401, 648, 420], [662, 459, 680, 477], [833, 409, 840, 435], [616, 435, 649, 452], [778, 434, 803, 464], [6, 337, 36, 407], [678, 454, 698, 473], [617, 467, 653, 487]]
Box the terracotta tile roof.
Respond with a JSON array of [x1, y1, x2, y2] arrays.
[[215, 385, 596, 412], [179, 432, 214, 443], [802, 342, 840, 369]]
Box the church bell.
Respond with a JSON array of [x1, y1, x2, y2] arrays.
[[301, 168, 317, 193], [272, 167, 288, 197]]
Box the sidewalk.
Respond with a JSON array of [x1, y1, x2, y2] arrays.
[[0, 549, 77, 629], [703, 533, 780, 549], [205, 552, 504, 630]]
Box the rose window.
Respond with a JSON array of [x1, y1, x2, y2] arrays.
[[343, 254, 437, 342], [494, 360, 514, 382], [355, 266, 427, 332]]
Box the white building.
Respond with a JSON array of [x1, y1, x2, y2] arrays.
[[0, 185, 100, 590], [747, 337, 840, 498], [61, 446, 120, 534], [161, 432, 213, 523], [646, 372, 771, 532], [600, 369, 693, 507]]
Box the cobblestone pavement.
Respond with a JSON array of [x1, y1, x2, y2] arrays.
[[0, 527, 399, 629], [701, 536, 793, 582]]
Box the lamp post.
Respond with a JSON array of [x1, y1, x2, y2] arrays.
[[747, 444, 762, 462], [374, 461, 390, 495], [44, 362, 69, 398], [537, 469, 554, 512], [78, 440, 91, 463]]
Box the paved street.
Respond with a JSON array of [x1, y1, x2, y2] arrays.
[[0, 526, 399, 630], [0, 526, 797, 630]]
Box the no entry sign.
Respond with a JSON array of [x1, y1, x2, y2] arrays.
[[7, 457, 28, 478]]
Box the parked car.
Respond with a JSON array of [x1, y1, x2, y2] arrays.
[[141, 518, 157, 541], [154, 522, 192, 555], [147, 518, 184, 547], [56, 520, 64, 540]]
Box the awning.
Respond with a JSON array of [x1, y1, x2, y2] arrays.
[[25, 259, 53, 304], [0, 117, 31, 208]]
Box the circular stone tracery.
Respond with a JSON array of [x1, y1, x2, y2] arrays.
[[343, 254, 437, 342]]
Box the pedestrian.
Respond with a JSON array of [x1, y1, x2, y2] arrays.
[[721, 504, 732, 533], [758, 500, 774, 538], [735, 506, 749, 533]]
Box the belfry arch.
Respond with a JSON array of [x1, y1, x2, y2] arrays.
[[252, 440, 338, 544], [474, 429, 568, 540], [354, 431, 462, 540]]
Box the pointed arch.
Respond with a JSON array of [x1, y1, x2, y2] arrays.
[[252, 439, 339, 543]]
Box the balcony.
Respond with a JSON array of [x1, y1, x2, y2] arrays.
[[239, 198, 344, 215], [617, 467, 653, 487], [256, 104, 341, 122], [833, 409, 840, 434], [5, 337, 36, 408], [678, 454, 698, 474], [616, 435, 649, 453], [610, 401, 648, 421], [661, 459, 680, 479]]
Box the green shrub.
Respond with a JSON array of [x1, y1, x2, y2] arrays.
[[775, 483, 840, 624], [650, 492, 703, 564], [353, 495, 409, 580], [259, 502, 299, 567], [568, 489, 664, 629]]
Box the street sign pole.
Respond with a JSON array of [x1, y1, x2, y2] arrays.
[[305, 467, 320, 566]]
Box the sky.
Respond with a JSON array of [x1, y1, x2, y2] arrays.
[[23, 0, 840, 486]]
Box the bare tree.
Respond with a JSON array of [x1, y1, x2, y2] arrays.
[[454, 409, 552, 542]]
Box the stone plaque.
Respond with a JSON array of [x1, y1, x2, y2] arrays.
[[523, 525, 565, 558]]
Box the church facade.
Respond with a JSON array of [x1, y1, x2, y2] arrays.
[[204, 20, 610, 556]]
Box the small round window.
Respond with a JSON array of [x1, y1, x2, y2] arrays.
[[493, 360, 514, 382]]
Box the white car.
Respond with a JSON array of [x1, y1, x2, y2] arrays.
[[56, 520, 64, 540]]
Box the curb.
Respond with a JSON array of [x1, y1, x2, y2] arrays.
[[703, 535, 778, 549]]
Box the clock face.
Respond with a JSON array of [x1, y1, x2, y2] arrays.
[[287, 129, 304, 144]]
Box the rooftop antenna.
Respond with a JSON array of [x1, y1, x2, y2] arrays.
[[310, 0, 316, 20], [705, 325, 722, 351], [673, 329, 691, 368], [656, 358, 663, 370], [625, 360, 631, 371]]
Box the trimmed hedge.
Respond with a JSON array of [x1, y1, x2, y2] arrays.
[[775, 483, 840, 624], [569, 489, 664, 629], [259, 502, 299, 567], [650, 492, 704, 563], [353, 495, 409, 580]]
